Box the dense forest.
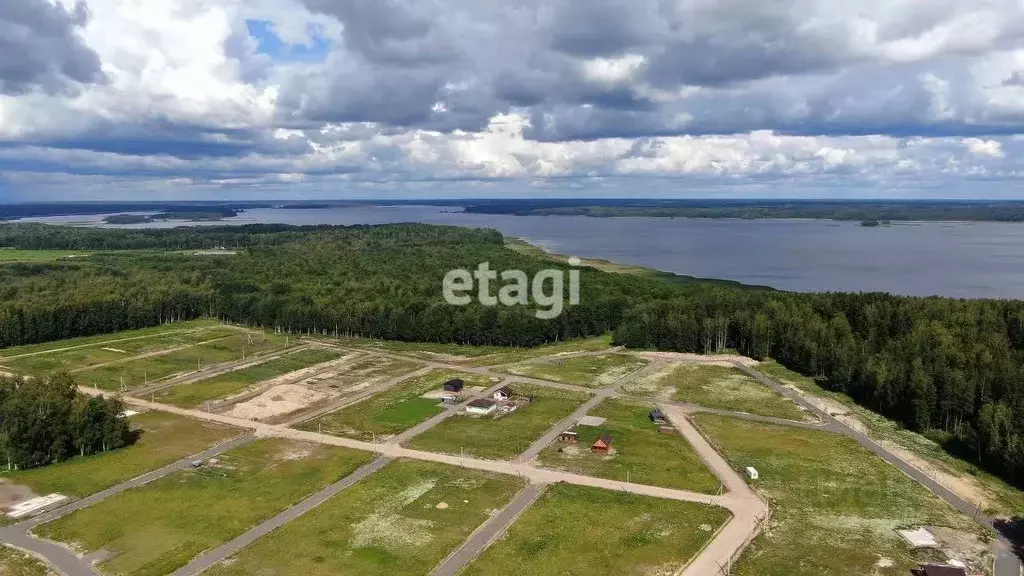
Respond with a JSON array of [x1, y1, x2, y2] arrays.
[[0, 374, 132, 469], [2, 222, 1024, 487]]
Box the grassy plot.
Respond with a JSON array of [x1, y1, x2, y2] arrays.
[[0, 249, 91, 263], [297, 370, 497, 441], [154, 348, 344, 408], [3, 328, 240, 376], [77, 331, 291, 390], [627, 363, 808, 421], [536, 399, 720, 493], [503, 353, 648, 388], [35, 439, 374, 576], [0, 320, 222, 360], [760, 361, 1024, 519], [460, 483, 731, 576], [406, 384, 590, 460], [692, 414, 985, 576], [336, 334, 614, 367], [5, 411, 238, 498], [0, 544, 57, 576], [206, 460, 525, 576]]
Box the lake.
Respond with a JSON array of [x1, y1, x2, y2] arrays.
[[17, 206, 1024, 299]]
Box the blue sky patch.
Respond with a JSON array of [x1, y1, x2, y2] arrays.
[[246, 19, 331, 62]]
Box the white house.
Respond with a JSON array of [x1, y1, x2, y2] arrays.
[[492, 386, 512, 401], [466, 398, 498, 415]]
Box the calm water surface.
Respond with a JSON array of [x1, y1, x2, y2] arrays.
[[20, 206, 1024, 299]]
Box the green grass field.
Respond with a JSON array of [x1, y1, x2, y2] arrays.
[[405, 384, 591, 460], [336, 334, 614, 367], [460, 483, 730, 576], [3, 327, 241, 376], [35, 439, 374, 576], [692, 413, 985, 576], [4, 411, 238, 498], [0, 249, 91, 263], [154, 348, 344, 408], [624, 363, 808, 421], [205, 459, 525, 576], [536, 399, 721, 493], [503, 353, 648, 388], [76, 331, 291, 390], [0, 544, 57, 575], [0, 320, 223, 360], [297, 370, 497, 441]]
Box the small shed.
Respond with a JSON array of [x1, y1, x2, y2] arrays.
[[441, 394, 460, 405], [745, 466, 759, 480], [592, 433, 613, 454], [444, 379, 465, 392], [466, 398, 497, 415], [558, 430, 578, 443], [493, 386, 513, 401], [648, 409, 667, 424], [910, 564, 968, 576]]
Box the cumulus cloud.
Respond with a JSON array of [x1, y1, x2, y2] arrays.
[[0, 0, 1023, 198]]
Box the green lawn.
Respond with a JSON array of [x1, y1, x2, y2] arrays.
[[0, 249, 91, 263], [4, 411, 238, 498], [692, 413, 985, 576], [154, 348, 344, 408], [336, 334, 614, 367], [461, 483, 731, 576], [502, 353, 648, 388], [76, 331, 292, 390], [205, 459, 525, 576], [760, 360, 1024, 519], [3, 328, 240, 376], [536, 399, 721, 493], [624, 363, 808, 421], [297, 370, 497, 441], [0, 544, 57, 575], [35, 439, 374, 576], [0, 320, 222, 360], [406, 384, 591, 460]]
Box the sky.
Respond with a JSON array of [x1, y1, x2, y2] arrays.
[[1, 0, 1023, 201]]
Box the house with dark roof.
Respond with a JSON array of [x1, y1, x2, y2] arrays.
[[492, 386, 513, 401], [591, 433, 613, 454], [466, 398, 497, 415], [443, 379, 465, 392]]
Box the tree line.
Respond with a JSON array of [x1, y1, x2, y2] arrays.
[[1, 222, 1024, 487]]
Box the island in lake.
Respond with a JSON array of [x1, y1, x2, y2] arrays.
[[103, 209, 238, 224]]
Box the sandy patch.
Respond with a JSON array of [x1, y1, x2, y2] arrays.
[[594, 363, 646, 386], [622, 362, 678, 398], [632, 351, 759, 367], [100, 347, 126, 353], [0, 481, 37, 510], [224, 385, 327, 420], [881, 441, 992, 512], [783, 384, 868, 435]]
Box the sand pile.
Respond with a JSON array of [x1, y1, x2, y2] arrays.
[[224, 385, 326, 420]]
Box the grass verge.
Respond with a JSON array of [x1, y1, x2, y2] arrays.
[[502, 353, 648, 388], [0, 544, 57, 575]]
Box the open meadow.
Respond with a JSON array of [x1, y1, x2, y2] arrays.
[[459, 483, 731, 576], [297, 370, 497, 441], [536, 399, 721, 493], [205, 459, 525, 576], [337, 334, 615, 367], [692, 413, 988, 576], [501, 353, 648, 388], [34, 439, 374, 576], [405, 384, 591, 460]]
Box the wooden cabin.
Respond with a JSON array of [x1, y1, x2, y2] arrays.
[[591, 433, 613, 454]]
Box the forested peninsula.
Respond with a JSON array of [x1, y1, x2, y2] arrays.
[[1, 222, 1024, 489]]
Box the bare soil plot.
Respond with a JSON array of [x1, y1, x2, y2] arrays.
[[459, 483, 730, 576], [405, 384, 592, 460], [625, 363, 809, 421], [287, 352, 423, 396], [153, 348, 344, 409], [0, 544, 58, 576], [205, 460, 525, 576], [3, 411, 238, 498], [536, 399, 721, 493], [76, 331, 291, 391], [692, 413, 988, 576], [501, 353, 648, 388], [297, 370, 497, 441], [34, 439, 374, 576]]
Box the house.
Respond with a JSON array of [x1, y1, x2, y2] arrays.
[[591, 433, 613, 454], [466, 398, 497, 416], [558, 430, 578, 443], [444, 379, 465, 393], [648, 409, 667, 424], [910, 564, 969, 576], [492, 386, 513, 401]]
